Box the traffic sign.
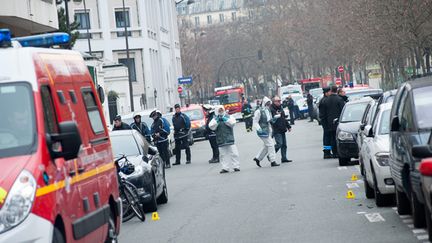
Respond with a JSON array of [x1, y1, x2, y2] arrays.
[[177, 86, 183, 94], [338, 66, 344, 73], [178, 76, 192, 85]]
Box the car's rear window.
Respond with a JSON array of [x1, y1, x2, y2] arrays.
[[183, 109, 204, 121], [414, 86, 432, 129], [110, 134, 140, 157], [340, 102, 369, 123]]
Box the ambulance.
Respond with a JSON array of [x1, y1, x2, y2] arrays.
[[0, 29, 121, 242]]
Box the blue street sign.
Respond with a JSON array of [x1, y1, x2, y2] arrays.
[[178, 76, 193, 85]]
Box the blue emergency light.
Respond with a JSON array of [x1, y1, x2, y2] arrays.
[[13, 32, 70, 48], [0, 29, 12, 47]]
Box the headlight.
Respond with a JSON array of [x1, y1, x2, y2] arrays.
[[338, 131, 354, 141], [375, 152, 390, 166], [0, 170, 36, 233]]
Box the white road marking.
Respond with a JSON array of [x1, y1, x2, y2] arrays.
[[403, 219, 413, 224], [399, 215, 411, 219], [338, 166, 347, 170], [357, 212, 366, 214], [407, 224, 414, 228], [346, 183, 360, 189], [413, 229, 427, 234], [417, 235, 429, 240], [365, 213, 385, 222]]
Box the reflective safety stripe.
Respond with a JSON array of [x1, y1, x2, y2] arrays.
[[36, 162, 115, 197]]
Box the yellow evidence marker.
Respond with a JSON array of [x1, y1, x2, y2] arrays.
[[152, 212, 160, 221], [346, 190, 356, 199], [351, 174, 358, 181], [0, 187, 7, 204]]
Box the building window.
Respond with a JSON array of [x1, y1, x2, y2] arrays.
[[118, 58, 137, 82], [207, 15, 212, 24], [219, 13, 224, 23], [231, 12, 237, 21], [115, 9, 130, 28], [194, 16, 200, 27], [232, 0, 237, 8], [219, 0, 224, 10], [249, 10, 254, 19], [75, 11, 90, 29]]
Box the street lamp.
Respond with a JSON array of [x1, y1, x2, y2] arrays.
[[122, 0, 134, 112]]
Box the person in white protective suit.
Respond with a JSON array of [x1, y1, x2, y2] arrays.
[[253, 97, 280, 167], [209, 105, 241, 174]]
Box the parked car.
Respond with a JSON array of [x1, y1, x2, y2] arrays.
[[181, 104, 207, 140], [345, 88, 383, 101], [122, 109, 154, 128], [357, 99, 378, 174], [415, 133, 432, 239], [110, 130, 168, 213], [361, 103, 395, 206], [389, 77, 432, 228], [292, 94, 309, 119], [336, 97, 372, 166]]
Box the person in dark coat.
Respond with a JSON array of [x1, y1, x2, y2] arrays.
[[270, 96, 292, 163], [338, 88, 349, 103], [282, 95, 296, 125], [320, 86, 346, 158], [306, 92, 315, 122], [150, 110, 171, 168], [172, 104, 191, 165], [242, 100, 253, 132], [130, 112, 151, 142], [319, 88, 332, 158], [203, 104, 219, 163], [112, 115, 131, 131]]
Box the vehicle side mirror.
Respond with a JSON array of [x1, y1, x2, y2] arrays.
[[97, 85, 105, 104], [365, 126, 374, 138], [142, 155, 149, 163], [412, 145, 432, 159], [333, 118, 339, 124], [391, 116, 400, 132], [48, 121, 82, 161], [148, 146, 157, 156], [360, 123, 366, 131]]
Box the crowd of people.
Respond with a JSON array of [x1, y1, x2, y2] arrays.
[[111, 85, 347, 174]]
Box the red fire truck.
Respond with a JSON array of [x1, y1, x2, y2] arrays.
[[214, 85, 244, 120]]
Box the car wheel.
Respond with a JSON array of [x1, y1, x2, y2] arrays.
[[396, 188, 411, 215], [364, 173, 375, 199], [338, 157, 350, 166], [410, 190, 426, 228], [143, 178, 158, 213], [157, 179, 168, 204], [425, 204, 432, 240], [52, 227, 65, 243], [373, 173, 389, 207]]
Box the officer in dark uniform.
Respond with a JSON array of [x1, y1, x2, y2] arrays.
[[203, 104, 220, 163], [130, 112, 151, 143], [172, 104, 191, 165], [241, 100, 253, 132], [319, 87, 332, 159], [320, 86, 345, 158], [150, 110, 171, 168]]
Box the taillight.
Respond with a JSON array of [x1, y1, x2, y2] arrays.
[[419, 158, 432, 176]]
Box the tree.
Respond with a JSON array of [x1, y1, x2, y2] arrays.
[[57, 7, 80, 48]]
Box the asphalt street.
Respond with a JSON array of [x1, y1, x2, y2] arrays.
[[119, 120, 425, 243]]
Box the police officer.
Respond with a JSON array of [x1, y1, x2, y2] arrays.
[[150, 110, 171, 168], [320, 86, 345, 158], [172, 104, 191, 165], [242, 100, 253, 132], [319, 88, 332, 159], [203, 104, 220, 163], [112, 115, 131, 131], [130, 112, 151, 143]]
